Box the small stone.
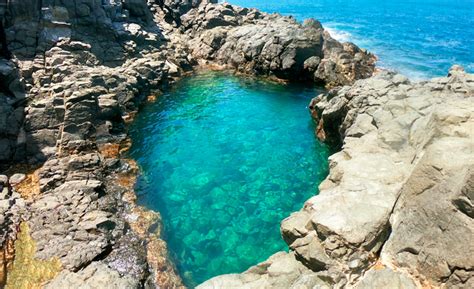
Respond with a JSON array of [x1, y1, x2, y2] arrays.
[[0, 175, 8, 186], [9, 173, 26, 186], [448, 64, 464, 75], [1, 187, 9, 199], [348, 259, 362, 270], [291, 232, 332, 271], [0, 199, 10, 210]]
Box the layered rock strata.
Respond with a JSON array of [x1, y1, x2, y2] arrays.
[[0, 0, 376, 288], [199, 67, 474, 288]]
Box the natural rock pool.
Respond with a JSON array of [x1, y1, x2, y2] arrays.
[[128, 71, 330, 287]]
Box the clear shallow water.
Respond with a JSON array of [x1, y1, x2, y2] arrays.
[[229, 0, 474, 79], [128, 72, 329, 287]]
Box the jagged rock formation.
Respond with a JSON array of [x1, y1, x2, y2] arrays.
[[183, 3, 375, 85], [199, 66, 474, 288], [0, 0, 376, 288]]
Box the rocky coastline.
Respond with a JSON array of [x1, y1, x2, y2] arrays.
[[199, 66, 474, 289], [0, 1, 471, 289]]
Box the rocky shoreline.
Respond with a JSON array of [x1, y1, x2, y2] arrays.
[[199, 65, 474, 289], [0, 1, 471, 289]]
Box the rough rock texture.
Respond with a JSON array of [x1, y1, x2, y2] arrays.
[[196, 251, 337, 289], [354, 267, 417, 289], [0, 0, 471, 287], [199, 67, 474, 288], [183, 3, 375, 85], [0, 0, 375, 288], [0, 58, 25, 165], [44, 261, 140, 289]]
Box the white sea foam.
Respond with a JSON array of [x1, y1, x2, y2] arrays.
[[377, 60, 431, 81], [324, 26, 352, 42]]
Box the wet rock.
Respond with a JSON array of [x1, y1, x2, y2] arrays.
[[105, 231, 148, 282]]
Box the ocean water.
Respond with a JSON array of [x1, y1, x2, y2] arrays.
[[229, 0, 474, 79], [128, 72, 329, 287]]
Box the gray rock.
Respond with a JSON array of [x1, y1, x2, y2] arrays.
[[382, 165, 474, 285], [355, 268, 417, 289], [197, 252, 312, 289], [0, 175, 8, 186], [184, 2, 375, 86], [44, 262, 140, 289], [290, 232, 332, 271], [289, 272, 333, 289], [1, 1, 472, 289], [9, 173, 26, 185], [280, 211, 311, 245]]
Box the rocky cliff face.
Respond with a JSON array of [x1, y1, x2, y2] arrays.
[[183, 2, 374, 85], [199, 66, 474, 288], [0, 0, 375, 166]]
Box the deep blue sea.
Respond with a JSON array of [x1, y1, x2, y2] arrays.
[[229, 0, 474, 79]]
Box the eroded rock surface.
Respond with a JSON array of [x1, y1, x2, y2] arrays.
[[44, 261, 140, 289], [183, 3, 375, 85], [196, 251, 337, 289]]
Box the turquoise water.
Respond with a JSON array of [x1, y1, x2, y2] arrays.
[[229, 0, 474, 79], [128, 72, 329, 287]]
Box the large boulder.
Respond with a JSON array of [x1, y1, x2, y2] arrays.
[[381, 159, 474, 286], [304, 67, 474, 287], [183, 2, 375, 86]]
